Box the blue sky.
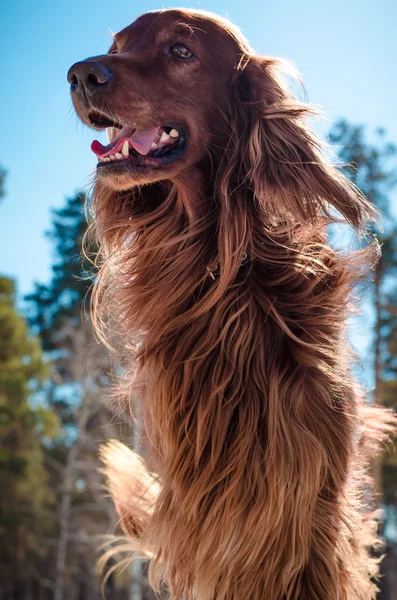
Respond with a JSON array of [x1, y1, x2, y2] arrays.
[[1, 0, 396, 301]]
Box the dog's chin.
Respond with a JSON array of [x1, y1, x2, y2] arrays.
[[95, 156, 188, 190]]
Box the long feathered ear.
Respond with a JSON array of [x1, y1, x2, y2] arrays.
[[232, 55, 377, 230]]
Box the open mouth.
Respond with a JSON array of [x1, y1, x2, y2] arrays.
[[88, 111, 187, 169]]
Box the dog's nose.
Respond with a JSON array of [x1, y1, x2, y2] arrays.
[[67, 61, 113, 95]]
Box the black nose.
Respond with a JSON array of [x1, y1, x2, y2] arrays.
[[67, 61, 113, 95]]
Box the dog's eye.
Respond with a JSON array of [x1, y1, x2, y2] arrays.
[[171, 43, 193, 59]]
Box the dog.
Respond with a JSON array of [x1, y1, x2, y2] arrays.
[[68, 9, 393, 599]]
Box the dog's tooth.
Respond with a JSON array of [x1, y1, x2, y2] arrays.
[[159, 131, 170, 143], [115, 153, 122, 159], [169, 129, 179, 138], [106, 127, 118, 142], [110, 154, 116, 160], [151, 142, 158, 149], [121, 140, 129, 156]]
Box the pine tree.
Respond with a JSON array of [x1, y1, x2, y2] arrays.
[[25, 192, 134, 600], [330, 122, 397, 398], [0, 166, 6, 200], [330, 121, 397, 400], [330, 121, 397, 597], [0, 276, 58, 600]]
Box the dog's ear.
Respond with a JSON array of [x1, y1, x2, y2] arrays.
[[232, 55, 377, 229]]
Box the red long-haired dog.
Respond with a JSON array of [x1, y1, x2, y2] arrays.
[[68, 9, 392, 599]]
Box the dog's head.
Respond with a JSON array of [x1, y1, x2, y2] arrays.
[[68, 10, 247, 189], [68, 8, 375, 230]]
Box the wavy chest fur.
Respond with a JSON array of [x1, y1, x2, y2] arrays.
[[96, 180, 379, 600]]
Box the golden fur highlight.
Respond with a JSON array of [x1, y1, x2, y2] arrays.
[[72, 9, 394, 599]]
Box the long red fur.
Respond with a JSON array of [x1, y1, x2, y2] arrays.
[[70, 9, 394, 599]]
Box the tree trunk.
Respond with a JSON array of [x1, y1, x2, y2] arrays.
[[54, 443, 79, 600], [374, 261, 382, 401], [372, 261, 383, 501]]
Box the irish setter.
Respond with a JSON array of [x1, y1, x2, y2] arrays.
[[68, 9, 392, 599]]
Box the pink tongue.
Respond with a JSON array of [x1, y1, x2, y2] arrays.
[[130, 126, 161, 155], [91, 125, 161, 157]]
